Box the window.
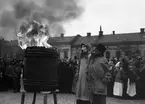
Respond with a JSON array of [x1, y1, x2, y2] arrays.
[[64, 49, 69, 59], [116, 51, 121, 59]]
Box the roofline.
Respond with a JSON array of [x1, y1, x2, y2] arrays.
[[67, 32, 141, 37], [72, 40, 143, 47], [104, 32, 140, 36], [48, 32, 145, 45]]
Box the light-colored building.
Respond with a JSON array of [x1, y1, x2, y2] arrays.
[[48, 27, 145, 60]]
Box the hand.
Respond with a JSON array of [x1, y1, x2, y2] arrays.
[[102, 78, 110, 83], [102, 72, 112, 83]]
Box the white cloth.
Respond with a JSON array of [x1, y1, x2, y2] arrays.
[[127, 79, 136, 97], [115, 62, 120, 68], [113, 82, 123, 96]]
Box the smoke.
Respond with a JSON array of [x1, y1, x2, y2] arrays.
[[13, 0, 34, 19], [0, 10, 17, 28], [0, 0, 83, 40], [49, 23, 65, 36]]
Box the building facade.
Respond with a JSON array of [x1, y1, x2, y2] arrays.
[[1, 28, 145, 60], [48, 28, 145, 60]]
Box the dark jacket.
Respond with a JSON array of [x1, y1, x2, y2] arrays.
[[114, 67, 123, 83]]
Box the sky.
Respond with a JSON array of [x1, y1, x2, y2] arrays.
[[0, 0, 145, 40], [63, 0, 145, 36]]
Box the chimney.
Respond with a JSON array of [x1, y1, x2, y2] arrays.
[[140, 28, 145, 33], [87, 32, 91, 37], [112, 31, 115, 35], [99, 26, 103, 36], [61, 33, 64, 37]]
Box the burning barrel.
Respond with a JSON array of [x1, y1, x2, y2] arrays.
[[23, 46, 59, 92]]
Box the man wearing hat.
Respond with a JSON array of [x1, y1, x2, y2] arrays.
[[86, 44, 111, 104]]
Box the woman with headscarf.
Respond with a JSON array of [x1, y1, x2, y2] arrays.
[[76, 43, 91, 104], [86, 44, 111, 104], [113, 58, 124, 98], [127, 60, 139, 98]]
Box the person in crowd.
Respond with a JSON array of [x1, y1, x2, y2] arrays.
[[4, 58, 14, 91], [121, 57, 129, 98], [114, 57, 119, 64], [126, 60, 139, 98], [0, 57, 4, 80], [20, 59, 25, 92], [86, 44, 111, 104], [0, 57, 7, 91], [71, 56, 79, 93], [12, 61, 22, 92], [58, 58, 73, 93], [134, 56, 142, 70], [0, 58, 5, 90], [111, 57, 118, 65], [76, 43, 91, 104], [135, 57, 145, 98], [107, 58, 115, 96], [72, 65, 79, 93], [115, 58, 121, 68], [113, 58, 124, 98]]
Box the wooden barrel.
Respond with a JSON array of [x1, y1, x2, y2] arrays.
[[23, 46, 59, 92]]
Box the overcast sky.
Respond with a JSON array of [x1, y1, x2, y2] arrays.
[[63, 0, 145, 36]]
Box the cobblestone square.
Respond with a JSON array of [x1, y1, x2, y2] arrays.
[[0, 92, 145, 104]]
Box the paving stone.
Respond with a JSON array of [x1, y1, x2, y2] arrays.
[[0, 92, 145, 104]]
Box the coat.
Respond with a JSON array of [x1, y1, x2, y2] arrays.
[[86, 56, 111, 95], [76, 57, 92, 101]]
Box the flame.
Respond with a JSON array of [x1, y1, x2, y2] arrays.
[[17, 20, 52, 49]]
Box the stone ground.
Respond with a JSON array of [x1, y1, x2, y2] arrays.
[[0, 92, 145, 104]]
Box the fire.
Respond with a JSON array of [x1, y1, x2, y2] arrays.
[[17, 20, 52, 49]]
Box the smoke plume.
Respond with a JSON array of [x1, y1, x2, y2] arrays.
[[0, 0, 83, 40], [0, 10, 17, 28]]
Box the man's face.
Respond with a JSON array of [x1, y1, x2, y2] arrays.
[[92, 46, 96, 52], [92, 46, 100, 54], [81, 45, 87, 52]]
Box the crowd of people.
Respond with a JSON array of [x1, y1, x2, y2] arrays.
[[0, 57, 23, 92], [59, 45, 145, 101], [0, 56, 78, 93], [74, 43, 145, 104], [107, 56, 145, 99], [0, 44, 145, 104]]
